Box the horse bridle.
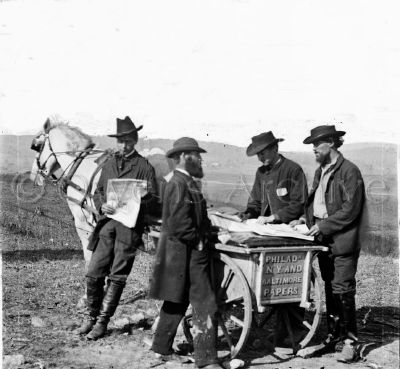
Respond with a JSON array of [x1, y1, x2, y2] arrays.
[[31, 131, 100, 216], [31, 133, 61, 181]]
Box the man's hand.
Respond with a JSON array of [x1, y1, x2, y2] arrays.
[[306, 224, 320, 236], [238, 212, 251, 221], [289, 218, 306, 227], [101, 203, 116, 215], [256, 215, 275, 224]]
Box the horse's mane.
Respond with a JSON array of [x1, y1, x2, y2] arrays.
[[49, 121, 94, 152]]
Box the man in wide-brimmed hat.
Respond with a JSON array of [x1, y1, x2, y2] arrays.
[[241, 131, 308, 345], [75, 116, 159, 340], [241, 131, 308, 224], [149, 137, 221, 368], [290, 125, 365, 362]]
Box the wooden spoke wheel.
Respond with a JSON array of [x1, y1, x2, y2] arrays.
[[257, 267, 323, 353], [183, 252, 253, 359]]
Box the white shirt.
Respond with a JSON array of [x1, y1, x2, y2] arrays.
[[313, 158, 337, 219], [175, 168, 191, 177]]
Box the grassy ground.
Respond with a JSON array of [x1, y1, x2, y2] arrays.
[[1, 173, 399, 368]]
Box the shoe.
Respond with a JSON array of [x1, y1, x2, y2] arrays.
[[154, 352, 192, 363], [336, 339, 358, 363], [334, 340, 345, 352], [86, 321, 107, 340], [74, 318, 96, 335], [201, 364, 223, 369]]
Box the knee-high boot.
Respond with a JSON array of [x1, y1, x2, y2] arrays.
[[86, 280, 125, 340], [325, 283, 340, 338], [75, 277, 105, 335], [335, 292, 359, 363], [334, 292, 358, 341]]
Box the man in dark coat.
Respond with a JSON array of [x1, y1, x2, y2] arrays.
[[290, 125, 365, 362], [241, 131, 308, 345], [149, 137, 221, 369], [75, 116, 158, 340], [240, 131, 308, 224]]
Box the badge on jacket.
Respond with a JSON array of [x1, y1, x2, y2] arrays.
[[276, 187, 288, 196]]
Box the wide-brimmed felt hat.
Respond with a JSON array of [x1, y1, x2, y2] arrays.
[[246, 131, 284, 157], [166, 137, 207, 158], [108, 116, 143, 138], [303, 125, 346, 144]]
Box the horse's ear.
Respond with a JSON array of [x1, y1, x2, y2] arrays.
[[43, 118, 51, 133]]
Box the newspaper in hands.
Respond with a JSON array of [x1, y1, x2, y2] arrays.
[[106, 179, 148, 228]]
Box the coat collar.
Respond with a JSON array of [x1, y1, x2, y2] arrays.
[[173, 169, 194, 184], [173, 170, 202, 193], [175, 168, 191, 177], [259, 154, 285, 173], [111, 151, 142, 177]]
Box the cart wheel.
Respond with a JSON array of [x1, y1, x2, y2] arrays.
[[183, 252, 252, 359], [296, 267, 323, 348], [260, 267, 322, 352]]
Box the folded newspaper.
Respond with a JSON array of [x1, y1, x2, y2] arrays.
[[106, 179, 148, 228], [209, 214, 314, 241]]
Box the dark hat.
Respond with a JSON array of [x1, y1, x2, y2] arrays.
[[303, 125, 346, 144], [166, 137, 207, 158], [246, 131, 284, 157], [108, 116, 143, 138]]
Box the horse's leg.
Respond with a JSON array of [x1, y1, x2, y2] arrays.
[[68, 202, 94, 308], [75, 227, 92, 271], [75, 227, 93, 309]]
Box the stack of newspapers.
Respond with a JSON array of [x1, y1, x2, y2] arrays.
[[209, 209, 313, 242]]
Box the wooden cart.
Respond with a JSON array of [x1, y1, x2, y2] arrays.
[[149, 230, 328, 359]]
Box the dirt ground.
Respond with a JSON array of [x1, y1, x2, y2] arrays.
[[2, 249, 399, 369]]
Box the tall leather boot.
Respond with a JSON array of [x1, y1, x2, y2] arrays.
[[335, 292, 359, 363], [75, 277, 105, 335], [325, 283, 340, 339], [86, 280, 125, 340]]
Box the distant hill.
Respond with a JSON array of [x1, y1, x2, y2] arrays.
[[0, 134, 397, 178]]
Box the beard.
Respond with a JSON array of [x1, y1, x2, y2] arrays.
[[315, 151, 331, 166], [185, 157, 204, 178]]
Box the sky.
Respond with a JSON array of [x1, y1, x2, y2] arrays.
[[0, 0, 399, 151]]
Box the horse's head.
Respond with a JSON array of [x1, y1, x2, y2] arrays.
[[30, 119, 60, 185], [30, 118, 93, 185]]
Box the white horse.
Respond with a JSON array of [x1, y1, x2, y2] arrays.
[[30, 117, 171, 267], [30, 118, 108, 270]]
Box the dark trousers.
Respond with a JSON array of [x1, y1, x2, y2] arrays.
[[318, 251, 359, 295], [152, 249, 218, 368], [86, 219, 140, 283], [318, 251, 359, 339]]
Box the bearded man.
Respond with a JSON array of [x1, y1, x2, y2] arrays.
[[149, 137, 221, 369], [290, 125, 365, 362]]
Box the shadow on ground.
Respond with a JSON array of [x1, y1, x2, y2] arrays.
[[2, 248, 83, 262], [233, 306, 399, 367]]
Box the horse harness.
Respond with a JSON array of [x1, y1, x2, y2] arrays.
[[31, 133, 60, 180], [31, 132, 112, 219]]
